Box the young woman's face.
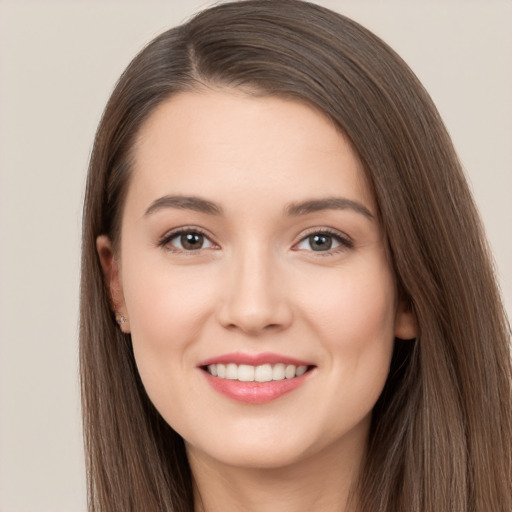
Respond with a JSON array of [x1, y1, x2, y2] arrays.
[[99, 89, 415, 471]]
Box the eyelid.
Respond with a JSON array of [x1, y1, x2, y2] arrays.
[[157, 225, 353, 254], [157, 226, 219, 252], [292, 227, 354, 253]]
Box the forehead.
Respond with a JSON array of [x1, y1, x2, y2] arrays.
[[128, 89, 375, 216]]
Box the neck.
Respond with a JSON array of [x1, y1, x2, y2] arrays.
[[188, 435, 365, 512]]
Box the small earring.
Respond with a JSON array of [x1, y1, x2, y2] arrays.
[[116, 314, 127, 325]]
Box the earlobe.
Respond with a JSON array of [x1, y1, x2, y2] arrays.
[[394, 300, 418, 340], [96, 235, 130, 332]]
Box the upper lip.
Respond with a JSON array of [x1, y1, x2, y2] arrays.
[[197, 352, 314, 367]]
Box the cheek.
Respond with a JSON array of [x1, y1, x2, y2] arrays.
[[297, 257, 397, 415], [120, 259, 222, 431], [299, 263, 397, 348], [121, 254, 218, 379], [295, 261, 397, 434]]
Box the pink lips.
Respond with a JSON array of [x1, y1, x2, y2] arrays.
[[198, 352, 314, 404], [198, 352, 312, 367]]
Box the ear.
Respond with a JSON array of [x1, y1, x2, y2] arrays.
[[96, 235, 130, 333], [394, 300, 418, 340]]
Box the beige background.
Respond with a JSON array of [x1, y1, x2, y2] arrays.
[[0, 1, 510, 511]]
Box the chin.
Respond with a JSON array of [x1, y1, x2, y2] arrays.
[[187, 437, 312, 470]]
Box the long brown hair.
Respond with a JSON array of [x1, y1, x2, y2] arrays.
[[80, 1, 512, 510]]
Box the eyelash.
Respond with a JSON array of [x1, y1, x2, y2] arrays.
[[293, 228, 354, 256], [157, 227, 353, 255], [158, 226, 217, 254]]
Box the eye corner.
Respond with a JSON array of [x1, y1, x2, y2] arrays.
[[292, 228, 354, 255], [157, 226, 219, 253]]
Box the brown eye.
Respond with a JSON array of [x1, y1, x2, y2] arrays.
[[163, 230, 215, 252], [295, 230, 353, 253], [180, 232, 204, 250]]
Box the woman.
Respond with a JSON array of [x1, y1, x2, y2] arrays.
[[80, 1, 512, 510]]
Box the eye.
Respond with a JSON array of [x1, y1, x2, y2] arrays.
[[160, 229, 216, 252], [295, 231, 352, 253]]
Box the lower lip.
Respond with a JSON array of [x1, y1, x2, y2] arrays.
[[202, 370, 310, 404]]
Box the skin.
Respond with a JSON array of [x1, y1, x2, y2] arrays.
[[97, 89, 417, 512]]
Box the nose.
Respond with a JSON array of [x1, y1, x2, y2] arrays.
[[216, 248, 293, 335]]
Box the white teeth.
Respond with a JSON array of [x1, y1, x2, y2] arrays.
[[296, 365, 307, 377], [238, 364, 255, 382], [217, 363, 226, 378], [285, 364, 296, 379], [255, 364, 273, 382], [272, 363, 285, 380], [206, 363, 309, 381], [226, 363, 238, 379]]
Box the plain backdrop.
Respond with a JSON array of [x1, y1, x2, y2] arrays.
[[0, 1, 510, 511]]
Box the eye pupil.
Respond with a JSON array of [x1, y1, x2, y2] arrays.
[[310, 234, 332, 251], [181, 232, 203, 250]]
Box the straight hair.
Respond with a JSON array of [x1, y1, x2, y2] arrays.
[[80, 1, 512, 510]]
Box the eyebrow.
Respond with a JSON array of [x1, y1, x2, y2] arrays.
[[144, 194, 374, 220], [145, 195, 223, 216], [286, 197, 374, 219]]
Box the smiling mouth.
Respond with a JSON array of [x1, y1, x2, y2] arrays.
[[204, 363, 312, 382]]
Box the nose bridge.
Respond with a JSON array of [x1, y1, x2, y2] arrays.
[[217, 240, 291, 333]]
